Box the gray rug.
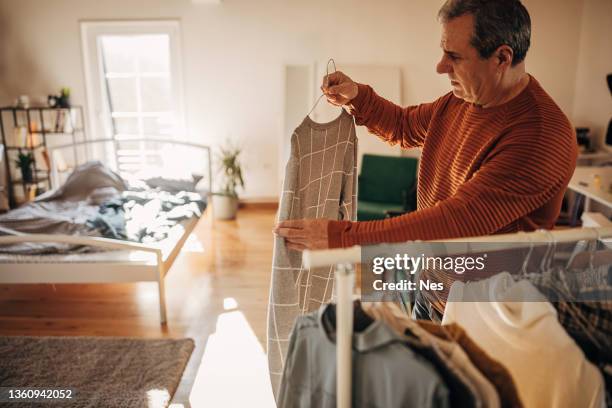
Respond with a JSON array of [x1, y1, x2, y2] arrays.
[[0, 336, 195, 407]]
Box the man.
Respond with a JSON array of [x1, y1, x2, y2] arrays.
[[275, 0, 577, 252]]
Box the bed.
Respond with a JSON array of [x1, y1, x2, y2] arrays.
[[0, 138, 212, 324]]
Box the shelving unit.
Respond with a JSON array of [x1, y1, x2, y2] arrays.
[[0, 106, 86, 208]]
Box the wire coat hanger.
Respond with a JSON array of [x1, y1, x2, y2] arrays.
[[519, 231, 535, 280], [539, 229, 557, 273], [588, 227, 602, 273], [306, 58, 338, 118]]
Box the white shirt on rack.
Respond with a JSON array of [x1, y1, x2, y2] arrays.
[[442, 272, 605, 408]]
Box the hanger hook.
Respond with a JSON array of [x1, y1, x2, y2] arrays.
[[537, 229, 556, 273], [539, 229, 556, 271], [307, 58, 340, 118], [545, 229, 557, 270], [520, 231, 535, 279], [588, 227, 601, 272], [326, 58, 337, 76]]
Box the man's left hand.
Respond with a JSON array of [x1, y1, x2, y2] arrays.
[[273, 219, 329, 251]]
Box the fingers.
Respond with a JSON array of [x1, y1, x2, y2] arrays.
[[276, 228, 309, 250], [273, 220, 303, 234], [287, 242, 307, 252], [321, 71, 354, 98], [321, 71, 344, 90], [322, 88, 348, 106], [274, 219, 311, 240], [275, 219, 304, 229], [325, 95, 345, 107], [273, 218, 330, 251], [321, 74, 339, 95], [275, 227, 306, 239], [327, 84, 348, 95], [321, 75, 357, 107]]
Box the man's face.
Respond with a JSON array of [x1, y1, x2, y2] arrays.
[[436, 14, 500, 104]]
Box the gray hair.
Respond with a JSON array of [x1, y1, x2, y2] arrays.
[[438, 0, 531, 66]]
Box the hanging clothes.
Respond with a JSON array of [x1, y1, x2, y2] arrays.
[[529, 265, 612, 365], [416, 321, 523, 408], [277, 303, 450, 408], [400, 330, 479, 408], [443, 272, 605, 408], [363, 302, 502, 408], [529, 264, 612, 407], [267, 109, 357, 396]]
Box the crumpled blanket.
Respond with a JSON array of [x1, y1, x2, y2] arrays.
[[86, 198, 127, 240], [87, 190, 205, 243], [0, 161, 125, 254]]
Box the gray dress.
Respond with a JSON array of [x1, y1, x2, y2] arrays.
[[267, 109, 357, 397]]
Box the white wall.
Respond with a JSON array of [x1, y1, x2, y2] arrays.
[[0, 0, 593, 199], [572, 0, 612, 148]]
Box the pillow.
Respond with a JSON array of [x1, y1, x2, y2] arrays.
[[144, 174, 204, 193], [87, 186, 122, 205]]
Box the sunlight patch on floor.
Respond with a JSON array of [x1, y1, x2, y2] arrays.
[[146, 388, 170, 408], [223, 297, 238, 310], [190, 309, 275, 408], [181, 233, 205, 253]]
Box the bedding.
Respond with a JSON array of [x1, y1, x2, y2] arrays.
[[126, 168, 206, 194], [0, 161, 206, 254]]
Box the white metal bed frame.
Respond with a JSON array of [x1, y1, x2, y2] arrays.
[[0, 138, 212, 325], [303, 225, 612, 408]]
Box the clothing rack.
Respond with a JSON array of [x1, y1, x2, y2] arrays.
[[302, 226, 612, 408]]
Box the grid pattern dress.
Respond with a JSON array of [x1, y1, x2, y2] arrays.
[[267, 109, 357, 396]]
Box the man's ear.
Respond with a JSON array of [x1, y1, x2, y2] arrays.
[[495, 45, 514, 69]]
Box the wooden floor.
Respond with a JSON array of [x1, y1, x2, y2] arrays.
[[0, 207, 278, 407]]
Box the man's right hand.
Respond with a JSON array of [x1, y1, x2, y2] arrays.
[[321, 71, 359, 106]]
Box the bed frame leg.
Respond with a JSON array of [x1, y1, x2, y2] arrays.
[[158, 266, 167, 325]]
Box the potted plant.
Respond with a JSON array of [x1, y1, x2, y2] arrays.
[[212, 143, 245, 220], [15, 151, 34, 183], [58, 87, 71, 108]]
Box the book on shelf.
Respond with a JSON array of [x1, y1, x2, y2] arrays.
[[10, 126, 27, 147], [41, 148, 51, 171], [26, 184, 37, 201]]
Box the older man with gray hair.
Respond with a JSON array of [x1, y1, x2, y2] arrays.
[[274, 0, 577, 320], [276, 0, 576, 254]]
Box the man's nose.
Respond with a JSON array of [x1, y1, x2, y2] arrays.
[[436, 58, 451, 74]]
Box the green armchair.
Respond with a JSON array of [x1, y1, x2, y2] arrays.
[[357, 154, 419, 221]]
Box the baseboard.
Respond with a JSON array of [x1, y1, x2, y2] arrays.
[[239, 197, 278, 210]]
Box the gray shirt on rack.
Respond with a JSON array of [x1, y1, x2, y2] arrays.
[[277, 303, 450, 408]]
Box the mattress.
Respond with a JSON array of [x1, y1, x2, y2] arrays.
[[0, 216, 198, 265], [0, 161, 206, 260]]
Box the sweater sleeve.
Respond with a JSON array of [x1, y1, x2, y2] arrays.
[[348, 83, 448, 149], [338, 122, 358, 222], [328, 124, 577, 248], [278, 132, 301, 222]]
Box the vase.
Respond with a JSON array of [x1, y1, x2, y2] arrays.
[[212, 194, 239, 220], [21, 166, 33, 183]]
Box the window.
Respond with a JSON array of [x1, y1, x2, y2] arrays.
[[81, 21, 185, 173]]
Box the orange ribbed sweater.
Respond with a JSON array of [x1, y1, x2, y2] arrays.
[[328, 76, 577, 248]]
